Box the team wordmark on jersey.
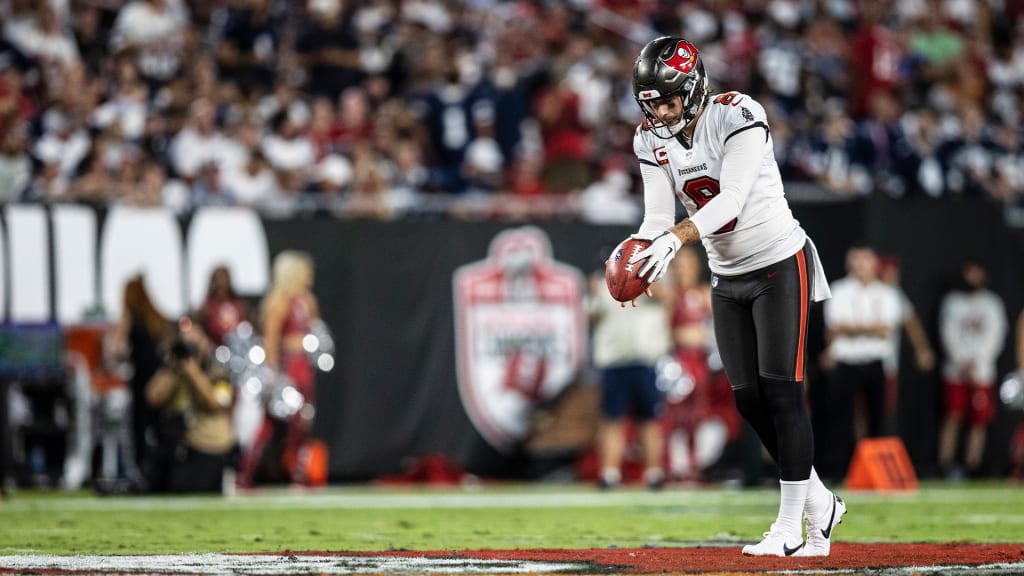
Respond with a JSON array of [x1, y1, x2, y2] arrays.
[[678, 163, 708, 176], [453, 227, 586, 452]]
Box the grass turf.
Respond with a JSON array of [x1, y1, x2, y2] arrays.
[[0, 481, 1022, 555]]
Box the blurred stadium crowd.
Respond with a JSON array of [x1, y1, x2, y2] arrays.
[[0, 0, 1022, 221]]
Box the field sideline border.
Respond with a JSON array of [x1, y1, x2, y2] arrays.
[[1, 484, 1020, 513]]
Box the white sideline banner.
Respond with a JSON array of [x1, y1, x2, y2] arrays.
[[6, 204, 51, 322], [52, 204, 98, 324], [100, 206, 186, 321], [3, 205, 269, 323], [187, 207, 269, 307]]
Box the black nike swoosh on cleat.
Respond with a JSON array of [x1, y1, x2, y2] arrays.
[[783, 542, 804, 556], [820, 496, 838, 539]]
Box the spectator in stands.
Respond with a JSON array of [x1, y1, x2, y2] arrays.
[[344, 139, 393, 219], [23, 162, 67, 203], [849, 91, 911, 197], [578, 159, 640, 226], [277, 164, 321, 218], [112, 275, 173, 487], [0, 115, 30, 202], [987, 21, 1024, 126], [907, 7, 965, 85], [801, 17, 851, 107], [0, 1, 1020, 212], [92, 59, 148, 142], [260, 109, 315, 176], [820, 246, 903, 479], [310, 152, 352, 215], [332, 86, 374, 154], [508, 152, 547, 198], [197, 265, 250, 347], [67, 141, 118, 206], [938, 104, 1001, 198], [145, 316, 236, 493], [71, 2, 107, 77], [169, 98, 238, 182], [900, 107, 946, 198], [536, 71, 592, 195], [307, 96, 339, 161], [756, 5, 806, 117], [223, 149, 277, 210], [486, 34, 530, 166], [990, 124, 1023, 204], [847, 4, 906, 118], [588, 268, 670, 490], [295, 0, 361, 98], [803, 102, 865, 197], [256, 77, 309, 127], [0, 63, 33, 128], [938, 259, 1008, 480], [461, 106, 505, 195], [239, 251, 321, 487], [33, 110, 90, 179], [388, 139, 428, 204], [110, 0, 189, 88], [191, 162, 237, 208], [121, 157, 170, 208], [3, 3, 80, 92], [215, 0, 279, 97]]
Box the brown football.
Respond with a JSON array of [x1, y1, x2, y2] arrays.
[[605, 237, 652, 302]]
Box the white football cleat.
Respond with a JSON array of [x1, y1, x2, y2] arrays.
[[741, 524, 804, 557], [795, 493, 847, 557]]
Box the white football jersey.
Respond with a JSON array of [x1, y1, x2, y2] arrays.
[[634, 91, 813, 279], [939, 289, 1007, 383]]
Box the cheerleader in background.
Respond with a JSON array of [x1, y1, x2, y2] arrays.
[[239, 251, 321, 486]]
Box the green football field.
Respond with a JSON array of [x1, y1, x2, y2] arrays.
[[1, 481, 1022, 555]]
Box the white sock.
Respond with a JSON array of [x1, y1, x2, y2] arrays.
[[777, 480, 809, 540], [806, 467, 832, 517], [600, 468, 621, 484]]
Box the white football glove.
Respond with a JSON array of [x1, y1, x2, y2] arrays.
[[629, 230, 681, 283]]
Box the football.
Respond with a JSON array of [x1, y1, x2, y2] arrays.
[[605, 237, 652, 302]]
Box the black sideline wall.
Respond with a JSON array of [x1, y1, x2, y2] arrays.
[[263, 197, 1024, 481]]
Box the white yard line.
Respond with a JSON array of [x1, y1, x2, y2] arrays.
[[0, 553, 1022, 576], [0, 553, 588, 574]]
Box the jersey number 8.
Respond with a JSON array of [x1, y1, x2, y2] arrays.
[[682, 176, 737, 234]]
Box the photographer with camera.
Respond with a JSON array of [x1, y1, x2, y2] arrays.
[[145, 317, 236, 493]]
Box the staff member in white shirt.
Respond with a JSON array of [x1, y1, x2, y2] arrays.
[[822, 246, 902, 477]]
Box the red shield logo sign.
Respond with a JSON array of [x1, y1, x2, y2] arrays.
[[663, 40, 699, 74], [453, 227, 586, 452]]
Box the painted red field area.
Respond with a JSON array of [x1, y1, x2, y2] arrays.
[[346, 543, 1024, 574], [2, 543, 1022, 575]]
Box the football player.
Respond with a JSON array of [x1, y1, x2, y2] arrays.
[[624, 36, 844, 557]]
